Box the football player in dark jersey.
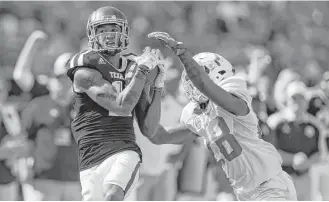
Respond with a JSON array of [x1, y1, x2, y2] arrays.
[[66, 6, 165, 201]]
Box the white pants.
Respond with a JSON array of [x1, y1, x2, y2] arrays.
[[79, 150, 141, 201], [237, 171, 297, 201]]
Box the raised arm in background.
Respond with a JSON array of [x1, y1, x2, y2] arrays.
[[13, 30, 47, 92]]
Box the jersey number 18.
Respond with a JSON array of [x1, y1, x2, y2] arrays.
[[215, 117, 242, 161]]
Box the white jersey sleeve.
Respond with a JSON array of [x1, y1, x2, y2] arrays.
[[215, 76, 252, 114], [213, 76, 259, 136], [219, 76, 252, 106]]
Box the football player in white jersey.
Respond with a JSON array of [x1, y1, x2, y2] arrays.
[[147, 32, 297, 201]]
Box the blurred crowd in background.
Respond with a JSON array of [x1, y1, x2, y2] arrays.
[[1, 1, 329, 201]]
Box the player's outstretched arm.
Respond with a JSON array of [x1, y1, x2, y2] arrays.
[[13, 30, 47, 92], [74, 67, 148, 116], [135, 86, 162, 138], [135, 49, 168, 138], [148, 123, 198, 145], [148, 32, 248, 116]]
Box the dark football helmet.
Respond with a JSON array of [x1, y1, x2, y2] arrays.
[[87, 6, 129, 55]]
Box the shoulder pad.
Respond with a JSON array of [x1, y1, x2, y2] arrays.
[[66, 50, 98, 81]]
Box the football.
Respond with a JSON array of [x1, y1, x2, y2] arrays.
[[145, 65, 159, 86]]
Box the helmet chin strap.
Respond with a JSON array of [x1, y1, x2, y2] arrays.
[[95, 39, 121, 56]]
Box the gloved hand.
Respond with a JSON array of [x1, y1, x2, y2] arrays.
[[151, 49, 170, 88], [148, 32, 186, 55], [133, 46, 165, 74]]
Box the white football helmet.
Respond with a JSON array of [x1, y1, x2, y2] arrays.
[[181, 52, 235, 103]]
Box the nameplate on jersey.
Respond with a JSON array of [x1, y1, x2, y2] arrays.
[[109, 72, 125, 80]]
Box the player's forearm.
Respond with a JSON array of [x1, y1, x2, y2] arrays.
[[136, 88, 162, 138], [114, 66, 148, 114], [149, 124, 197, 145], [13, 31, 45, 92], [13, 70, 35, 92], [177, 51, 208, 92], [134, 87, 151, 122]]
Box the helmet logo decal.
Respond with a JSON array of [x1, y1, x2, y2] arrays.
[[101, 15, 117, 20]]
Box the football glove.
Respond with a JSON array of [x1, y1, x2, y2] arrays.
[[148, 32, 186, 55], [151, 49, 169, 88], [134, 46, 163, 73]]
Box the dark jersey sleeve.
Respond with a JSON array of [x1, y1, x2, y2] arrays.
[[66, 50, 98, 81]]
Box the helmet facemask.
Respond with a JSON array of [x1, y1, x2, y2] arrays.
[[87, 18, 129, 56], [181, 70, 208, 104]]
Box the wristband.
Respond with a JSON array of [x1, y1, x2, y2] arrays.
[[172, 43, 187, 56], [137, 65, 150, 76], [152, 86, 165, 96]]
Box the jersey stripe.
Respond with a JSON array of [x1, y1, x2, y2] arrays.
[[69, 50, 90, 69], [77, 50, 92, 67], [125, 62, 138, 84], [121, 56, 127, 71], [69, 53, 79, 69], [123, 52, 137, 79]]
